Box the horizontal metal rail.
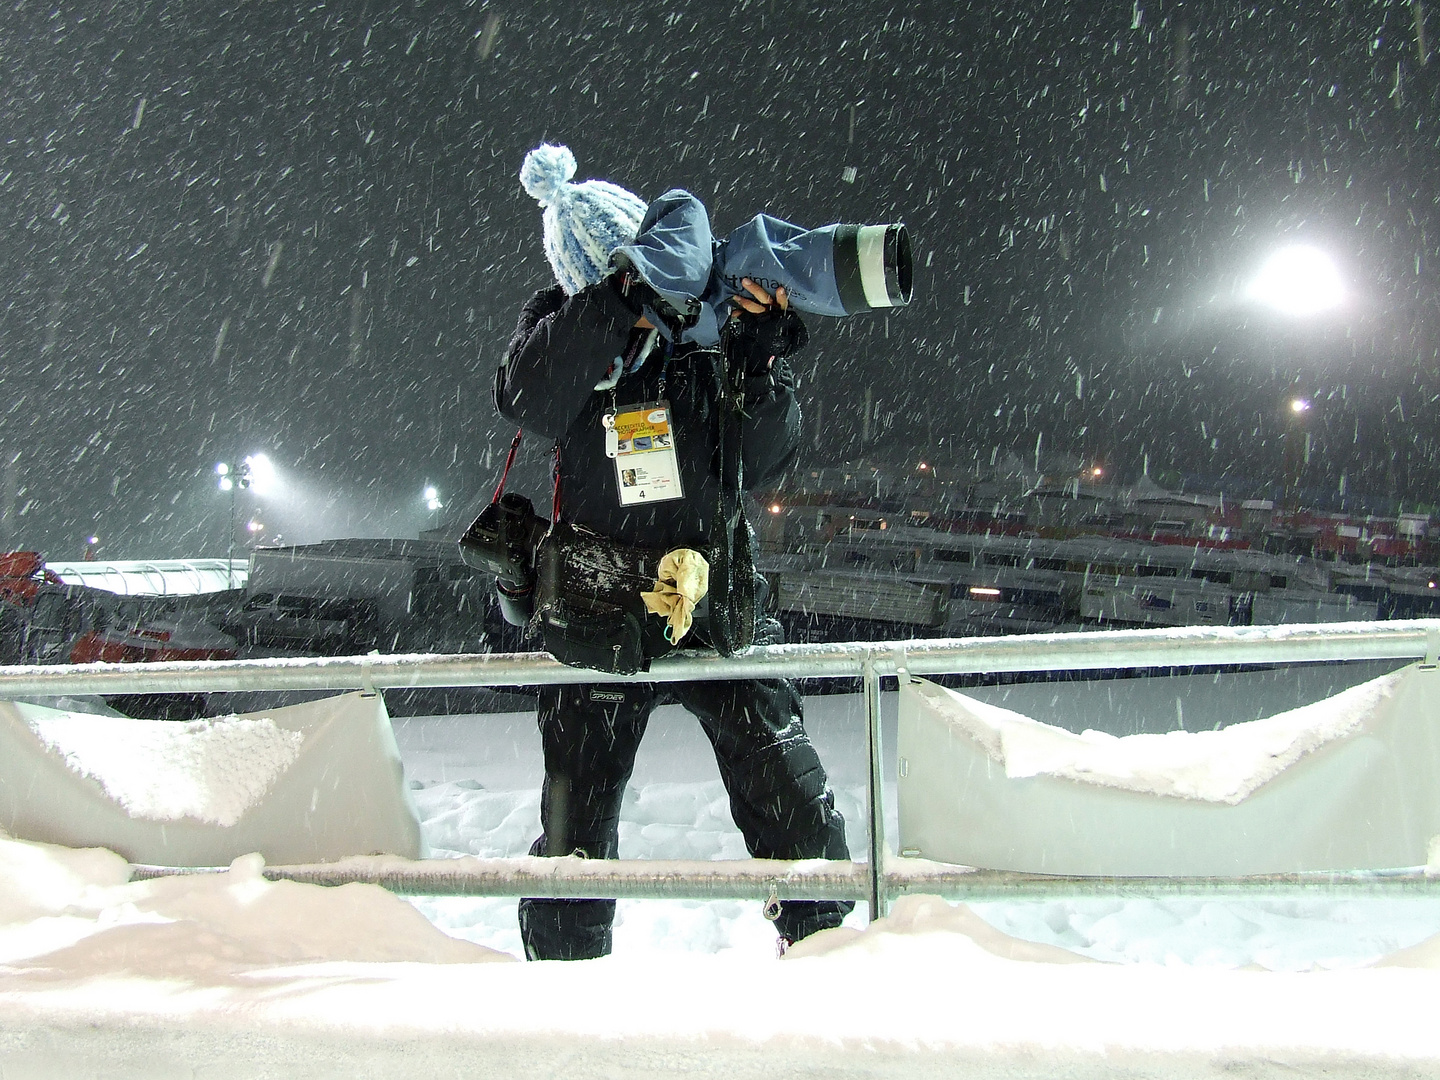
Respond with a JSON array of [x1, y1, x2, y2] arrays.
[[131, 856, 870, 902], [0, 618, 1436, 697], [128, 855, 1440, 900], [9, 619, 1440, 914]]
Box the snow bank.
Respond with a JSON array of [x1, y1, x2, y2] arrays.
[[0, 830, 504, 972], [2, 829, 1440, 1079], [787, 893, 1094, 964]]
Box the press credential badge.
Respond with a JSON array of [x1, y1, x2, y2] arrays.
[[604, 401, 684, 505]]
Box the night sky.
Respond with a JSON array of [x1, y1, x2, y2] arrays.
[[4, 0, 1439, 559]]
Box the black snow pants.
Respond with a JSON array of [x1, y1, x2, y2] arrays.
[[518, 676, 853, 960]]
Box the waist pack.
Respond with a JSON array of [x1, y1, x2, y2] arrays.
[[534, 524, 680, 675]]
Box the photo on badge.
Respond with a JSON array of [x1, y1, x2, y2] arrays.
[[622, 469, 638, 487]]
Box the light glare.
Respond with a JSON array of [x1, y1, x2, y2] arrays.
[[244, 453, 278, 496], [1247, 246, 1345, 316]]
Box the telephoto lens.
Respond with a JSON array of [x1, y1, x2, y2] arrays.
[[832, 223, 913, 313], [710, 215, 914, 322]]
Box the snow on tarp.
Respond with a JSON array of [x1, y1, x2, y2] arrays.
[[0, 692, 423, 866], [27, 712, 304, 826], [898, 664, 1440, 876], [945, 667, 1406, 803]]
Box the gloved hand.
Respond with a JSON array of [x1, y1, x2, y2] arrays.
[[726, 278, 809, 375], [726, 306, 809, 373]]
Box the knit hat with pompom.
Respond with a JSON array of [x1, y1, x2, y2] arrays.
[[520, 144, 647, 295]]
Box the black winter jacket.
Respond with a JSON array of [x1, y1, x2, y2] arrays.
[[494, 281, 802, 549]]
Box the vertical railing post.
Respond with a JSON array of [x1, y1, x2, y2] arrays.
[[863, 653, 887, 922]]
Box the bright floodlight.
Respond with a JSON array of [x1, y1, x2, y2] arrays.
[[218, 476, 233, 492], [243, 453, 277, 496], [1247, 246, 1345, 317], [424, 485, 439, 501], [1290, 398, 1312, 415], [215, 462, 230, 476]]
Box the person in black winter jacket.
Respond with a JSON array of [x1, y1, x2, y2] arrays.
[[491, 144, 853, 960]]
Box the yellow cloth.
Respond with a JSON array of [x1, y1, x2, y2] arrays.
[[640, 549, 710, 644]]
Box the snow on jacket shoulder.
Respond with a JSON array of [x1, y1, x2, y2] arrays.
[[494, 282, 802, 548]]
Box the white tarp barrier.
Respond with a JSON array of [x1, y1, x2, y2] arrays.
[[0, 692, 422, 866], [897, 664, 1440, 875]]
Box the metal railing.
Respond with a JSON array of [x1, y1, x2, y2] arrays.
[[6, 618, 1440, 919]]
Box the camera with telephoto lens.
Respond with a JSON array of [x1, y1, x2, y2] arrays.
[[608, 189, 913, 349], [458, 492, 550, 626]]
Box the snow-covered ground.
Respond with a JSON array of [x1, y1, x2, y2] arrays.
[[4, 675, 1440, 1077], [398, 689, 1440, 969]]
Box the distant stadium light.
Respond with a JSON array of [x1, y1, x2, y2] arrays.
[[243, 454, 278, 497], [968, 586, 1002, 599], [1247, 246, 1345, 317]]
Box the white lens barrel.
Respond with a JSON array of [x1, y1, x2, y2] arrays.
[[856, 225, 897, 308], [833, 223, 913, 314]]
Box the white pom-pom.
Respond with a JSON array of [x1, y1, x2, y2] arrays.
[[520, 144, 577, 206]]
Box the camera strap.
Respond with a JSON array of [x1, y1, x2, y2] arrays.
[[705, 323, 757, 658], [491, 428, 524, 504], [491, 426, 563, 525]]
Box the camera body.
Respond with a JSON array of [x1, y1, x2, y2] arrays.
[[459, 493, 550, 626]]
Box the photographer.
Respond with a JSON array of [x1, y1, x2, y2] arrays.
[[486, 144, 852, 961]]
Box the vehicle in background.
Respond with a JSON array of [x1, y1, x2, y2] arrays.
[[69, 600, 239, 664], [238, 539, 493, 655], [1, 552, 240, 720], [221, 591, 379, 654]]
